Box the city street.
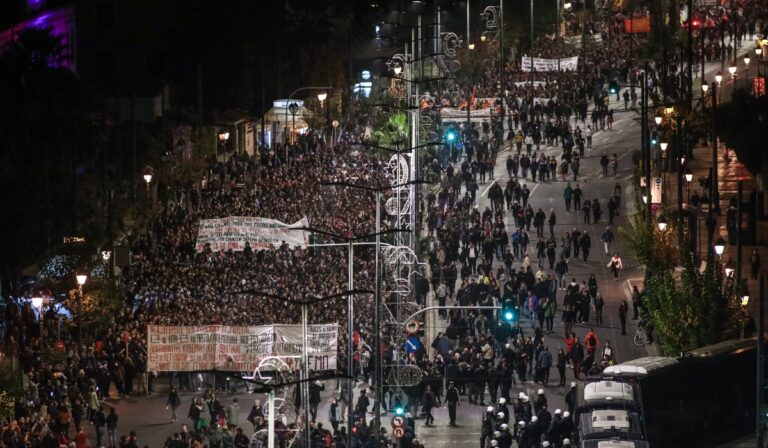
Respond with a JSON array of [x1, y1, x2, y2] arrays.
[[84, 95, 652, 448]]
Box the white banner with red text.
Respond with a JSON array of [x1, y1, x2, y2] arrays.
[[147, 324, 338, 372], [195, 216, 310, 252], [521, 56, 579, 72]]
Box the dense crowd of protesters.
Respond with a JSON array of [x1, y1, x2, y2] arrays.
[[2, 1, 766, 446]]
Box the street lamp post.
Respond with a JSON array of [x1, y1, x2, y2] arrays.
[[709, 77, 719, 249], [736, 181, 743, 292], [31, 295, 45, 347], [76, 273, 87, 355], [288, 102, 299, 145], [758, 273, 765, 448]]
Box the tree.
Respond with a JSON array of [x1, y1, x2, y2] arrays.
[[643, 254, 743, 356], [618, 213, 680, 272]]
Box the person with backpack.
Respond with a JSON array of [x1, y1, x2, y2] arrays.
[[584, 329, 599, 357], [536, 346, 553, 386]]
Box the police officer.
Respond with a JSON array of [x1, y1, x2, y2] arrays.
[[498, 424, 512, 448], [561, 412, 574, 443], [547, 409, 564, 448], [517, 421, 530, 448], [481, 406, 495, 448], [564, 382, 577, 415], [536, 404, 552, 436], [496, 397, 509, 424], [533, 389, 547, 414], [529, 415, 542, 447]]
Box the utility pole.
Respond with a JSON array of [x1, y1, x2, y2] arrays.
[[758, 273, 765, 448]]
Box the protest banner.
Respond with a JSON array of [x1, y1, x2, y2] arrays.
[[195, 216, 310, 252], [147, 324, 338, 372], [521, 56, 579, 72]]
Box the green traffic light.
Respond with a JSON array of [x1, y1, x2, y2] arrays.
[[395, 407, 404, 416], [504, 311, 513, 321]]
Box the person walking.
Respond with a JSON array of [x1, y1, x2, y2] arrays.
[[556, 349, 567, 386], [106, 407, 118, 448], [328, 398, 342, 433], [568, 338, 585, 380], [618, 300, 628, 335], [607, 253, 623, 279], [601, 227, 614, 256], [537, 347, 553, 386], [422, 385, 436, 427], [572, 185, 583, 211], [446, 381, 460, 427], [580, 231, 591, 262], [563, 183, 573, 212], [166, 387, 182, 423], [226, 397, 240, 430], [594, 293, 604, 326]]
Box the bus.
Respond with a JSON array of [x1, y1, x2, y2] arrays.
[[599, 338, 759, 448]]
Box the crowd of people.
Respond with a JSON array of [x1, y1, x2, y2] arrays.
[[2, 1, 766, 446]]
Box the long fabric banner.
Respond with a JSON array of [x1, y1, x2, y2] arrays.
[[147, 324, 338, 372], [195, 216, 310, 252], [521, 56, 579, 72]]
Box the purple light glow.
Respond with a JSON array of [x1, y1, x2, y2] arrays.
[[0, 5, 75, 69], [28, 0, 45, 10]]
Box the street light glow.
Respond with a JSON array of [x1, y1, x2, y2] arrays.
[[728, 64, 737, 76], [654, 115, 662, 125], [468, 43, 475, 50], [76, 274, 87, 286], [657, 216, 668, 232], [715, 72, 723, 84], [684, 169, 693, 183], [702, 81, 709, 93], [714, 238, 726, 256], [744, 56, 751, 66], [317, 92, 328, 102], [660, 142, 668, 152]]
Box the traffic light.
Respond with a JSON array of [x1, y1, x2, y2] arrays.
[[502, 299, 518, 324], [608, 80, 619, 95], [650, 133, 658, 145], [393, 397, 404, 416], [445, 129, 457, 142]]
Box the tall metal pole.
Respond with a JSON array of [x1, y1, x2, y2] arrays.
[[736, 181, 743, 287], [709, 80, 718, 249], [758, 273, 765, 448], [530, 0, 534, 47], [373, 191, 382, 448], [643, 68, 652, 227], [466, 0, 472, 138], [687, 0, 694, 110], [677, 124, 685, 249], [268, 389, 275, 448], [500, 0, 505, 112], [347, 240, 354, 448], [301, 303, 310, 448]]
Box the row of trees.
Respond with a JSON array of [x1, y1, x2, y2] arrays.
[[620, 214, 745, 356]]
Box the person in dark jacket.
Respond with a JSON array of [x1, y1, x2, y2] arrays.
[[564, 383, 578, 415], [309, 381, 325, 422], [446, 382, 460, 427], [569, 338, 585, 380], [422, 385, 436, 427], [166, 387, 182, 423]]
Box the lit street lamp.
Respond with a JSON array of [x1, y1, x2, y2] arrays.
[[75, 273, 87, 355], [714, 237, 726, 258], [657, 216, 668, 232]]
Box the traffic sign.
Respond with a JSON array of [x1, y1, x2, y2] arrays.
[[391, 416, 404, 428], [393, 427, 405, 438], [405, 319, 420, 335], [404, 336, 422, 353], [385, 365, 424, 387]]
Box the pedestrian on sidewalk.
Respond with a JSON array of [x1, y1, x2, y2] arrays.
[[569, 338, 585, 380], [585, 126, 593, 148], [555, 256, 569, 290], [607, 253, 623, 280], [618, 301, 628, 335], [631, 286, 641, 319], [610, 154, 618, 176], [751, 249, 761, 280], [106, 407, 119, 448], [612, 182, 622, 211], [601, 227, 614, 255], [607, 198, 618, 224], [446, 382, 460, 427], [571, 157, 580, 181]]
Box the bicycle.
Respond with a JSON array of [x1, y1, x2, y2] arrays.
[[633, 320, 648, 346]]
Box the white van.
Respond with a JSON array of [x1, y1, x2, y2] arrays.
[[581, 439, 650, 448], [583, 380, 635, 405]]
